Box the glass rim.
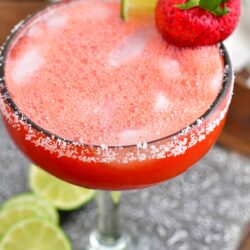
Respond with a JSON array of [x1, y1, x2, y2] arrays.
[[0, 3, 233, 149]]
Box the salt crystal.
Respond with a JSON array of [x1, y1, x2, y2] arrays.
[[137, 142, 148, 150], [139, 154, 147, 161], [197, 119, 203, 126], [11, 21, 25, 35], [198, 134, 206, 142], [109, 29, 151, 67], [101, 144, 107, 150], [12, 49, 44, 82]]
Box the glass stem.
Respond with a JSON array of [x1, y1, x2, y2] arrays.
[[88, 191, 128, 250], [97, 191, 122, 242]]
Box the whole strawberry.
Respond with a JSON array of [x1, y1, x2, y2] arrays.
[[155, 0, 241, 47]]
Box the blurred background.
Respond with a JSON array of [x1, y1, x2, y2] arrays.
[[220, 0, 250, 156], [0, 1, 249, 250], [0, 0, 46, 43]]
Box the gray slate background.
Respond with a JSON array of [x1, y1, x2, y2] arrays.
[[1, 117, 250, 250]]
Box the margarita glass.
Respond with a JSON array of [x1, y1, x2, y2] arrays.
[[0, 0, 233, 249]]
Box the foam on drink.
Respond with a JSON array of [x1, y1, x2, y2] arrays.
[[5, 0, 224, 146]]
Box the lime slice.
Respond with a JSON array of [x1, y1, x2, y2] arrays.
[[121, 0, 157, 20], [2, 193, 59, 224], [0, 205, 48, 239], [0, 218, 71, 250], [29, 165, 96, 211], [110, 191, 121, 204]]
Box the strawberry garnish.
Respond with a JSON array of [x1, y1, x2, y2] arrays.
[[155, 0, 241, 47]]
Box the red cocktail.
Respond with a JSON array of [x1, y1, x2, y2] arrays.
[[0, 0, 234, 249], [0, 0, 233, 190]]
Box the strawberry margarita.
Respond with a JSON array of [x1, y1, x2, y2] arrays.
[[0, 0, 233, 190]]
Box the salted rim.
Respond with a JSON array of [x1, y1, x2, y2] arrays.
[[0, 1, 233, 150]]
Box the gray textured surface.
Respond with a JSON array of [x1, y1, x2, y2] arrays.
[[1, 117, 250, 250]]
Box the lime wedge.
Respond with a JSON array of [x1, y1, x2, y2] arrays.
[[0, 205, 48, 239], [121, 0, 157, 20], [0, 218, 71, 250], [2, 193, 59, 224], [29, 165, 96, 211]]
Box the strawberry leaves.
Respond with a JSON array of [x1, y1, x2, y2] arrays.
[[199, 0, 222, 11], [176, 0, 230, 16], [176, 0, 199, 9]]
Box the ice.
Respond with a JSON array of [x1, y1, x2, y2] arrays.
[[81, 2, 112, 21], [109, 29, 151, 67], [98, 100, 117, 127], [119, 129, 148, 145], [12, 49, 44, 82], [27, 25, 44, 38], [159, 58, 181, 77], [154, 92, 171, 112], [210, 72, 222, 92], [46, 14, 67, 31]]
